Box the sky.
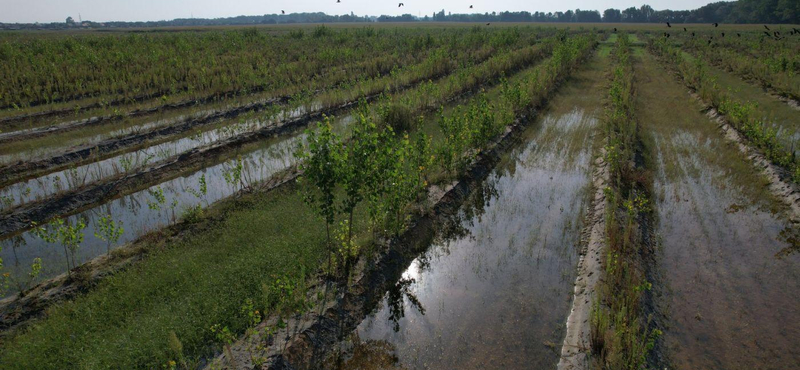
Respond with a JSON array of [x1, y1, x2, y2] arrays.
[[0, 0, 720, 24]]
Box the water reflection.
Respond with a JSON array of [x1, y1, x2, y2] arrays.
[[0, 114, 351, 290], [0, 103, 317, 209], [327, 107, 597, 370]]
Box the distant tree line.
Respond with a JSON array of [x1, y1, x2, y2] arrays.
[[0, 1, 796, 30], [409, 1, 797, 24]]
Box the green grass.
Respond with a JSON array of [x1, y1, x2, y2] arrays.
[[0, 183, 369, 369]]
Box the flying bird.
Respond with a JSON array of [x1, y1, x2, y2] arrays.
[[684, 27, 687, 32], [764, 31, 771, 37], [281, 10, 285, 14], [398, 2, 404, 6], [613, 27, 617, 32], [713, 22, 718, 27], [737, 33, 741, 37], [692, 32, 695, 37], [470, 5, 473, 9], [486, 23, 491, 26], [764, 25, 770, 31], [666, 22, 671, 27], [721, 32, 725, 37]]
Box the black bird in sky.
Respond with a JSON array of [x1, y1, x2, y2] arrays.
[[666, 22, 671, 27], [691, 32, 695, 37], [486, 23, 491, 26], [737, 33, 741, 37], [721, 32, 724, 37], [764, 25, 770, 31], [684, 27, 687, 32], [613, 27, 617, 32], [281, 10, 285, 14], [713, 22, 718, 27], [707, 39, 712, 45], [470, 5, 473, 9], [764, 31, 771, 37], [398, 3, 404, 7], [337, 0, 341, 3]]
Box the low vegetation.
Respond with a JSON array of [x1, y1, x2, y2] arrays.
[[590, 33, 659, 370], [648, 36, 800, 183]]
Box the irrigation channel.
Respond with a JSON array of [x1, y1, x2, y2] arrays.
[[638, 51, 800, 369], [316, 50, 608, 369]]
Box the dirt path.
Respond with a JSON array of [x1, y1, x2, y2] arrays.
[[638, 51, 800, 370]]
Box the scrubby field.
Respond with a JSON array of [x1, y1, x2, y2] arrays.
[[0, 24, 797, 370]]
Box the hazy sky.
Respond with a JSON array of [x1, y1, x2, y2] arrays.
[[0, 0, 719, 23]]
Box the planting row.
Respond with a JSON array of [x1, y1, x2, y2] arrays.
[[589, 33, 659, 370], [0, 34, 597, 369], [0, 27, 542, 115], [679, 32, 800, 102], [649, 37, 800, 184]]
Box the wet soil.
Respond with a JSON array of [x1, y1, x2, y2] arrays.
[[639, 51, 800, 370]]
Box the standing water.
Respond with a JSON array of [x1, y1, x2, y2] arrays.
[[638, 52, 800, 370], [0, 113, 353, 289], [326, 53, 609, 370]]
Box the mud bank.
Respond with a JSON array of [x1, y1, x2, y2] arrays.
[[557, 148, 609, 370]]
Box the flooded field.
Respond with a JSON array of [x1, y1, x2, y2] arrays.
[[638, 52, 800, 370], [1, 23, 798, 370], [0, 103, 315, 209], [0, 113, 352, 284], [326, 52, 607, 370]]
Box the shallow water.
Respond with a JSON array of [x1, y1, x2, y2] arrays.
[[0, 113, 351, 287], [639, 51, 800, 370], [325, 51, 608, 367], [0, 102, 316, 209], [0, 95, 315, 166]]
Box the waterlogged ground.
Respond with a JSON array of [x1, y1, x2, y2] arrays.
[[680, 51, 799, 148], [325, 53, 607, 370], [0, 113, 353, 287], [639, 52, 800, 370], [0, 102, 316, 209]]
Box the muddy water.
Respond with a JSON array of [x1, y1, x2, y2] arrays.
[[325, 56, 608, 370], [639, 52, 800, 370], [0, 103, 317, 209], [0, 114, 352, 288]]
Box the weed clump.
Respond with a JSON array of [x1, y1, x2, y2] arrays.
[[380, 104, 415, 134]]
